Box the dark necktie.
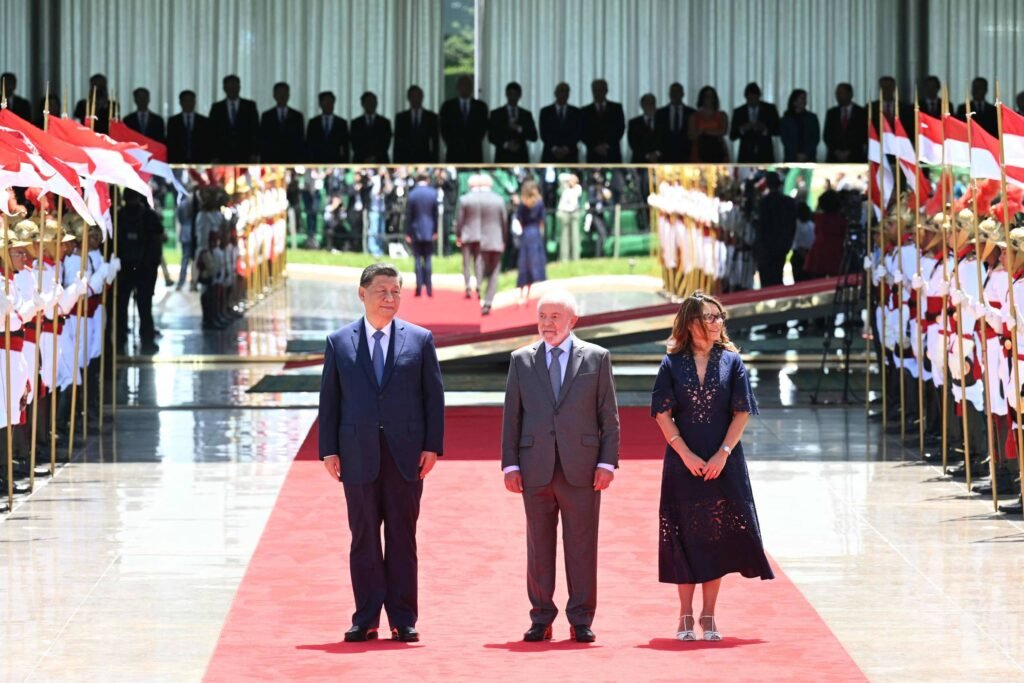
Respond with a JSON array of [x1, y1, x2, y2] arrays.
[[673, 106, 681, 133], [372, 330, 385, 384], [548, 347, 563, 400], [229, 101, 237, 126], [841, 107, 849, 132], [185, 115, 193, 158], [140, 111, 147, 131]]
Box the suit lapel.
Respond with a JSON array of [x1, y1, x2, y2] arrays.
[[381, 320, 405, 389], [556, 343, 585, 406], [352, 320, 377, 388], [531, 342, 555, 406]]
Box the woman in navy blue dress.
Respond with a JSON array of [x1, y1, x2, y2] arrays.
[[515, 180, 547, 302], [651, 291, 773, 642]]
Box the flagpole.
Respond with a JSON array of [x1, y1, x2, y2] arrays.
[[878, 92, 889, 435], [67, 86, 96, 458], [995, 82, 1024, 508], [3, 214, 12, 511], [894, 87, 908, 446], [28, 199, 46, 493], [98, 100, 115, 431], [912, 91, 927, 458], [965, 90, 999, 508], [938, 89, 952, 475], [50, 202, 62, 475], [866, 119, 875, 417]]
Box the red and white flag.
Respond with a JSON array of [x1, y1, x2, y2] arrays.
[[942, 114, 970, 167], [108, 120, 187, 198], [917, 111, 944, 166], [0, 126, 97, 222], [1000, 104, 1024, 187], [868, 120, 894, 218], [46, 115, 154, 206]]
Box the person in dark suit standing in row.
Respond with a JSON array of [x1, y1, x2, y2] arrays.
[[440, 75, 488, 163], [955, 76, 997, 136], [489, 81, 540, 162], [124, 87, 166, 143], [305, 91, 349, 163], [869, 75, 913, 135], [920, 76, 943, 120], [167, 90, 213, 164], [581, 79, 625, 163], [730, 82, 779, 163], [259, 82, 304, 163], [540, 82, 581, 163], [73, 73, 111, 134], [1, 73, 32, 122], [208, 74, 260, 163], [393, 85, 439, 164], [489, 81, 538, 163], [350, 91, 392, 164], [657, 83, 696, 163], [823, 83, 867, 163], [405, 173, 439, 298], [628, 93, 662, 163], [755, 172, 796, 288], [318, 262, 444, 644]]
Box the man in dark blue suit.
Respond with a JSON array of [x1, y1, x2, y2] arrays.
[[318, 263, 445, 644], [405, 173, 439, 297], [540, 82, 581, 163]]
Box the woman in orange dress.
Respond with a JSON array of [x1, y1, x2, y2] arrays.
[[688, 86, 730, 163]]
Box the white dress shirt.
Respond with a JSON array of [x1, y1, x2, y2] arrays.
[[364, 317, 392, 361], [505, 334, 615, 474]]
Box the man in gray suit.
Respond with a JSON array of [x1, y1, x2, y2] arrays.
[[455, 174, 507, 314], [501, 289, 620, 643]]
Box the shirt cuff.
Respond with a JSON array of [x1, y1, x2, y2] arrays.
[[596, 463, 615, 472], [322, 454, 339, 461], [502, 465, 520, 474]]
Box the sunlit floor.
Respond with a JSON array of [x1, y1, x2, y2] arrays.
[[1, 273, 1021, 681]]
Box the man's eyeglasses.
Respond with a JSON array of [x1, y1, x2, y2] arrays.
[[702, 313, 725, 324]]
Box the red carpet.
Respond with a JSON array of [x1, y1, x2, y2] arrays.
[[205, 411, 865, 682]]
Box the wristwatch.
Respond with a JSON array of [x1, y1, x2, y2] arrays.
[[720, 444, 732, 455]]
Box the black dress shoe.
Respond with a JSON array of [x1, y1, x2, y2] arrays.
[[570, 625, 596, 643], [948, 459, 990, 480], [999, 496, 1023, 516], [343, 625, 378, 642], [972, 475, 1019, 496], [391, 625, 419, 642], [523, 623, 552, 642]]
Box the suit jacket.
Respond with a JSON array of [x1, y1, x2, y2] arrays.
[[655, 104, 696, 162], [318, 317, 444, 485], [456, 189, 507, 251], [868, 100, 914, 137], [955, 101, 998, 137], [405, 184, 439, 242], [757, 190, 797, 258], [73, 100, 111, 135], [501, 337, 620, 488], [920, 98, 943, 120], [627, 114, 662, 163], [8, 95, 32, 122], [259, 106, 305, 162], [124, 110, 166, 143], [730, 102, 780, 163], [440, 97, 489, 162], [305, 114, 349, 163], [822, 104, 867, 163], [166, 112, 213, 164], [350, 114, 392, 163], [488, 106, 538, 163], [580, 101, 625, 163], [393, 109, 439, 163], [208, 98, 260, 162], [539, 104, 582, 163]]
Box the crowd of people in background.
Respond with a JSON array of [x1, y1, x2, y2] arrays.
[[4, 71, 1020, 166]]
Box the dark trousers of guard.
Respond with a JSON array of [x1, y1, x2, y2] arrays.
[[343, 430, 423, 629]]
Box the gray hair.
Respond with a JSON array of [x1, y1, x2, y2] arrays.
[[536, 289, 579, 315]]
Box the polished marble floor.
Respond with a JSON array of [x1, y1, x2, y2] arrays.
[[1, 274, 1021, 681]]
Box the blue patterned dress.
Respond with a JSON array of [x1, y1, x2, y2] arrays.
[[650, 345, 774, 584], [515, 202, 547, 287]]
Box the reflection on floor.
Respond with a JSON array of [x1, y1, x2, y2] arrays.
[[1, 274, 1021, 681]]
